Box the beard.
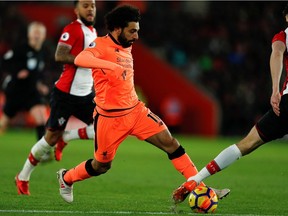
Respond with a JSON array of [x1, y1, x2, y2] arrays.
[[79, 15, 95, 26], [118, 31, 135, 48]]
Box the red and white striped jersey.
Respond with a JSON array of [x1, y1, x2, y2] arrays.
[[272, 29, 288, 95], [55, 19, 97, 96]]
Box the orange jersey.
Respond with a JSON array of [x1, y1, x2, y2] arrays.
[[76, 34, 139, 116]]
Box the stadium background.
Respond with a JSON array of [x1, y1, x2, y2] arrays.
[[0, 1, 287, 137]]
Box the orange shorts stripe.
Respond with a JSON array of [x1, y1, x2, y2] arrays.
[[94, 102, 167, 163]]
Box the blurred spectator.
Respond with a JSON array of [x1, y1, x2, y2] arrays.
[[0, 21, 49, 140]]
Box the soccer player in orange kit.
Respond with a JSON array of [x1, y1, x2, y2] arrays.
[[57, 4, 230, 203]]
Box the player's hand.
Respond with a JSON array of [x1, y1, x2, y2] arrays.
[[17, 69, 29, 79], [270, 92, 281, 116], [37, 82, 50, 95]]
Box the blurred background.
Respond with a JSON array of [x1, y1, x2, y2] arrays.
[[0, 1, 287, 137]]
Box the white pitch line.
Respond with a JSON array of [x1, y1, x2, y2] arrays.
[[0, 210, 285, 216], [0, 210, 185, 215]]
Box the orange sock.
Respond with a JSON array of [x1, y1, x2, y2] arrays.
[[64, 161, 92, 185], [171, 153, 205, 186]]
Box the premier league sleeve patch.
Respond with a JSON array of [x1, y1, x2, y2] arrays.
[[88, 41, 96, 48], [60, 32, 70, 41]]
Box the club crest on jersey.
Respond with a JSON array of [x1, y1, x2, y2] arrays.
[[61, 32, 69, 41], [89, 42, 96, 48], [58, 117, 66, 126]]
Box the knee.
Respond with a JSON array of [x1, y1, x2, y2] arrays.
[[97, 163, 111, 174], [89, 159, 111, 176]]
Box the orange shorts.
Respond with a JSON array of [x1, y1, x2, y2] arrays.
[[94, 102, 167, 163]]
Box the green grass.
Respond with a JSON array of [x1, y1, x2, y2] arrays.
[[0, 128, 288, 216]]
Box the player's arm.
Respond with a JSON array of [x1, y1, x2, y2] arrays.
[[2, 49, 29, 79], [36, 81, 49, 96], [75, 50, 124, 78], [269, 40, 286, 116], [55, 43, 75, 64]]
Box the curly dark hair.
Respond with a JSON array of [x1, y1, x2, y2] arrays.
[[105, 4, 141, 32], [283, 3, 288, 17]]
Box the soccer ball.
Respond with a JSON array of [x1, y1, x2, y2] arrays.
[[188, 186, 218, 213]]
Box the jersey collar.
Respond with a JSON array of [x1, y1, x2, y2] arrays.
[[108, 33, 122, 47], [77, 19, 94, 31]]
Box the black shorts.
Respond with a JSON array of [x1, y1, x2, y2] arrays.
[[3, 87, 44, 118], [46, 87, 95, 131], [256, 94, 288, 142]]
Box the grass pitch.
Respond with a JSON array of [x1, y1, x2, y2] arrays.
[[0, 128, 287, 216]]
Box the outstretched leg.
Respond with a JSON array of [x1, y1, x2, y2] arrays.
[[172, 126, 264, 203], [146, 129, 230, 204]]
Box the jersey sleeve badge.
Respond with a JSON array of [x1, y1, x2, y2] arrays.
[[60, 32, 70, 41], [88, 41, 96, 48]]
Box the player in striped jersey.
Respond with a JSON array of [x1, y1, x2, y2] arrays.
[[15, 0, 97, 195]]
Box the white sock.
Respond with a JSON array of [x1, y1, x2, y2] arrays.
[[18, 137, 52, 181], [214, 144, 242, 170], [62, 129, 78, 142], [85, 124, 95, 139], [63, 124, 94, 142], [187, 168, 210, 184], [188, 144, 242, 183]]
